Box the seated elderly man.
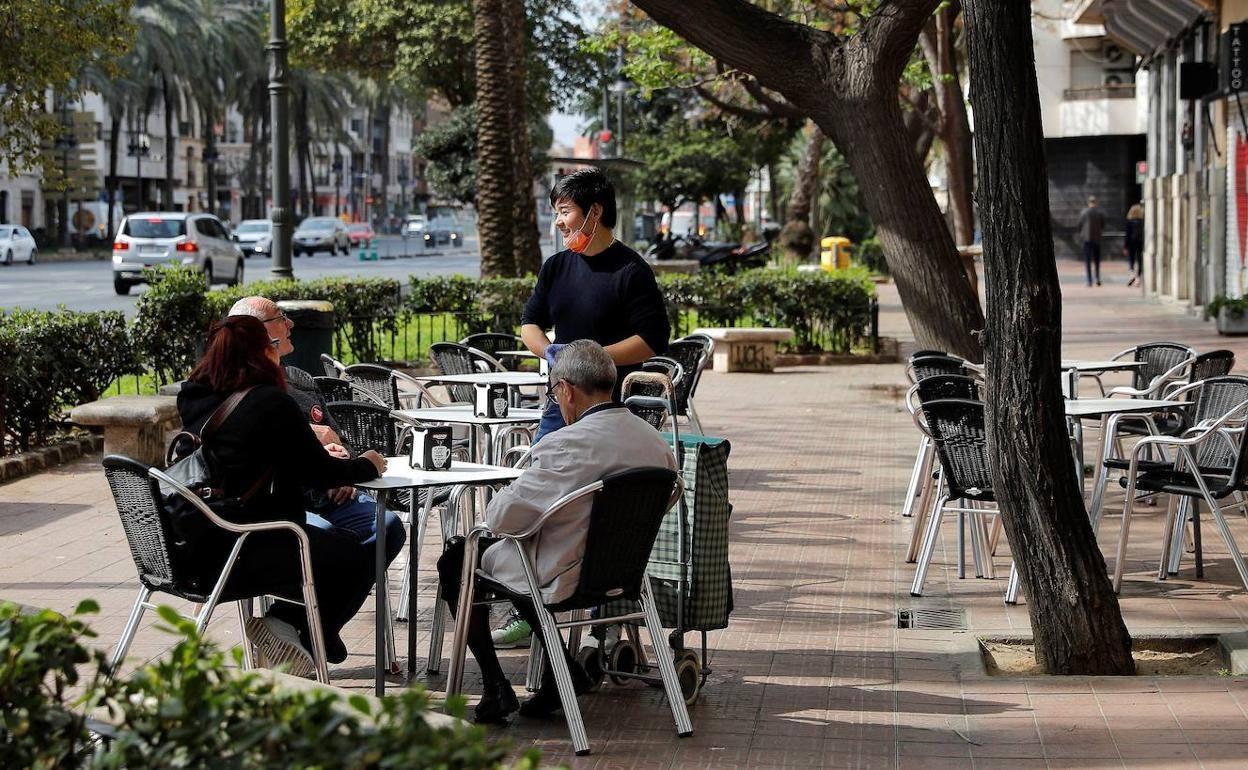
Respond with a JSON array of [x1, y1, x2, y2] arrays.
[[437, 339, 677, 723], [228, 296, 405, 565]]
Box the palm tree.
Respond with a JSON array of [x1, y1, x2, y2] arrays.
[[503, 0, 541, 276], [472, 0, 516, 278], [81, 64, 139, 240], [187, 0, 264, 215], [291, 69, 352, 217]]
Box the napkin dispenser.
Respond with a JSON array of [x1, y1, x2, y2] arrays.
[[407, 425, 453, 471], [473, 382, 509, 418]]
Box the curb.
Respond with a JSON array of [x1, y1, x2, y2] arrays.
[[0, 434, 104, 484]]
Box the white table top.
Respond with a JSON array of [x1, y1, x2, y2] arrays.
[[356, 459, 522, 491], [414, 371, 546, 387], [1064, 398, 1189, 417], [392, 405, 543, 426], [1060, 359, 1146, 372], [495, 349, 539, 359]]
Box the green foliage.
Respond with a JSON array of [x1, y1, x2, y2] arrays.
[[1204, 295, 1248, 321], [660, 267, 877, 353], [0, 601, 532, 768], [404, 275, 533, 336], [0, 600, 105, 770], [854, 237, 889, 276], [0, 0, 131, 175], [414, 105, 480, 203], [629, 120, 755, 210], [0, 308, 137, 453]]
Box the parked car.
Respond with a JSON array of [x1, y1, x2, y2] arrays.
[[112, 212, 244, 295], [427, 213, 464, 247], [0, 224, 37, 265], [402, 214, 427, 239], [232, 219, 272, 258], [292, 216, 350, 256], [346, 222, 375, 247]]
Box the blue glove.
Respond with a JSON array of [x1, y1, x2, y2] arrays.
[[544, 343, 567, 368]]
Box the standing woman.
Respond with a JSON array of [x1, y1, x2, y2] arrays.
[[520, 168, 670, 441], [1125, 201, 1144, 287], [176, 315, 387, 675]]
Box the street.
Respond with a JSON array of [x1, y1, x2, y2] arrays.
[[0, 234, 491, 316]]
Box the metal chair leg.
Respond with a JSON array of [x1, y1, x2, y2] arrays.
[[901, 436, 929, 519], [1004, 563, 1022, 605], [642, 575, 693, 737], [911, 496, 948, 596], [526, 636, 545, 692], [237, 600, 256, 671], [426, 583, 446, 674], [109, 587, 152, 671], [1207, 496, 1248, 592], [531, 601, 590, 754], [905, 450, 937, 563]]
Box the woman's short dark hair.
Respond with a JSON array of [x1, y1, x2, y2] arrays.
[[549, 168, 617, 228], [188, 315, 286, 393]]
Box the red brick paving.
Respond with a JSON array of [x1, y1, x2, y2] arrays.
[[3, 258, 1248, 768]]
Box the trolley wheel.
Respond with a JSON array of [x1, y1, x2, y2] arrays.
[[674, 651, 701, 706], [608, 639, 639, 686], [668, 629, 685, 650], [576, 646, 605, 692]]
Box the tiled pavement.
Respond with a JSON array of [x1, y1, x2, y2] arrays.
[[4, 259, 1248, 768]]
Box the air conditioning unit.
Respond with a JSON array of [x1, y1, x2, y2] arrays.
[[1104, 43, 1126, 64], [1103, 70, 1135, 87]]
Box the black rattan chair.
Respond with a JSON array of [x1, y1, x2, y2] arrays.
[[446, 467, 690, 756], [1109, 395, 1248, 593], [909, 398, 1000, 597], [320, 353, 347, 378], [326, 400, 398, 455], [907, 354, 971, 384], [342, 364, 401, 409], [314, 376, 354, 404], [460, 332, 523, 358], [429, 342, 504, 403], [1107, 341, 1195, 398], [103, 455, 331, 681]]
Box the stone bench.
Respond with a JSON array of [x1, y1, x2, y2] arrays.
[[692, 327, 794, 373], [70, 395, 180, 466]]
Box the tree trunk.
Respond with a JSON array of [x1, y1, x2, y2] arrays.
[[379, 101, 391, 231], [296, 87, 311, 217], [963, 0, 1134, 674], [921, 4, 975, 245], [504, 0, 542, 276], [260, 112, 270, 215], [779, 121, 824, 263], [161, 75, 175, 212], [107, 109, 122, 240], [473, 0, 517, 278], [632, 0, 984, 359], [204, 103, 218, 217]]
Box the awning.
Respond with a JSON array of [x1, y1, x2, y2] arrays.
[[1077, 0, 1211, 56]]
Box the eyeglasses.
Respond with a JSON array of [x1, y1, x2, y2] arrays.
[[545, 379, 565, 404], [261, 311, 291, 325], [268, 337, 282, 348]]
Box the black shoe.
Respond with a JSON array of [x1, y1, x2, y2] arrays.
[[1096, 279, 1102, 286], [518, 660, 592, 719], [474, 679, 519, 724]]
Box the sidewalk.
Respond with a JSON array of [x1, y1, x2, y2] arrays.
[[3, 257, 1247, 768]]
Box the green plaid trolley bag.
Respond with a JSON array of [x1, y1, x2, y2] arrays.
[[595, 430, 733, 705]]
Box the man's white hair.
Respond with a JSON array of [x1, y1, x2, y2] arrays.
[[228, 296, 273, 319]]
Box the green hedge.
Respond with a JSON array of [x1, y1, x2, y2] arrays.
[[0, 600, 533, 769], [0, 308, 137, 453]]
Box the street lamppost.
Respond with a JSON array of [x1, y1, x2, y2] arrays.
[[332, 153, 343, 218], [268, 0, 293, 278]]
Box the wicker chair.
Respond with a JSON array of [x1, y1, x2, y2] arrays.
[[909, 398, 1001, 597], [906, 354, 971, 384], [103, 455, 331, 682], [429, 342, 504, 403], [326, 400, 398, 455], [1106, 341, 1195, 398], [460, 333, 523, 359], [622, 371, 679, 433], [446, 467, 690, 756], [342, 364, 401, 409], [1109, 394, 1248, 592], [320, 353, 347, 378], [314, 376, 354, 404], [664, 340, 710, 432]]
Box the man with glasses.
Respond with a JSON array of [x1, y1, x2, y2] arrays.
[[437, 339, 676, 722], [227, 296, 405, 565]]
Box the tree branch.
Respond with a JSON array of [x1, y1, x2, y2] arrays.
[[693, 84, 778, 121], [739, 75, 806, 120]]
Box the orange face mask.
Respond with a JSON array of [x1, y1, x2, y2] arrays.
[[565, 215, 598, 254]]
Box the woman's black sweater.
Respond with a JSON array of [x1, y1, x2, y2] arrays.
[[177, 382, 379, 526]]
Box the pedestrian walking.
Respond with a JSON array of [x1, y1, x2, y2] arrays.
[[1078, 196, 1106, 286], [1124, 201, 1144, 287]]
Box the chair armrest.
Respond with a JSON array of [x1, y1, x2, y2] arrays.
[[148, 468, 310, 543], [392, 370, 446, 408]]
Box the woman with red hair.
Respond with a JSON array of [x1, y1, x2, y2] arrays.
[[175, 314, 386, 675]]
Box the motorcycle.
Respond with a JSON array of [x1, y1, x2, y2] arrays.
[[645, 227, 778, 274]]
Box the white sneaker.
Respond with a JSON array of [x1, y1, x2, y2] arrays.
[[246, 615, 316, 678]]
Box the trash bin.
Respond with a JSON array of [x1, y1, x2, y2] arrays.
[[820, 236, 852, 271], [277, 300, 335, 375]]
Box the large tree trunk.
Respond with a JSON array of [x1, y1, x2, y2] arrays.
[[204, 103, 218, 217], [161, 75, 175, 212], [504, 0, 542, 276], [778, 121, 824, 264], [296, 87, 311, 217], [920, 4, 975, 245], [378, 101, 391, 231], [107, 109, 122, 240], [473, 0, 517, 278], [632, 0, 984, 359], [964, 0, 1134, 674]]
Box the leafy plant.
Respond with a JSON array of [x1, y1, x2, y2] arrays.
[[0, 600, 106, 770], [0, 308, 138, 453], [1204, 294, 1248, 321], [0, 601, 537, 769]]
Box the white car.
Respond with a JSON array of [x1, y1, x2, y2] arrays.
[[111, 212, 244, 295], [292, 216, 350, 256], [0, 225, 37, 265], [232, 219, 272, 258], [402, 214, 427, 238]]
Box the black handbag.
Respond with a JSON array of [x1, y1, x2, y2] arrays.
[[161, 387, 272, 542]]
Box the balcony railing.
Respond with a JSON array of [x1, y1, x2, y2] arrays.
[[1063, 84, 1136, 101]]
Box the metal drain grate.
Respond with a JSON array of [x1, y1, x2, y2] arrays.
[[897, 608, 967, 630]]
